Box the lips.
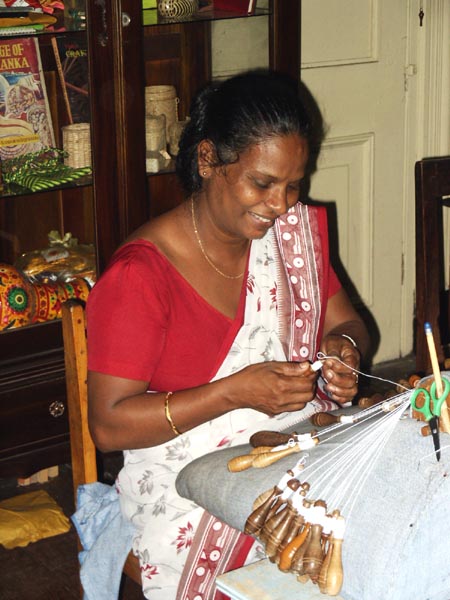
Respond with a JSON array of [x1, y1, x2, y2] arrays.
[[248, 211, 273, 225]]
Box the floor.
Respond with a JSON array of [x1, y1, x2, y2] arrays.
[[0, 460, 144, 600], [0, 356, 417, 600]]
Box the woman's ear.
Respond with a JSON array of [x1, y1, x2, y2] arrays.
[[197, 139, 216, 178]]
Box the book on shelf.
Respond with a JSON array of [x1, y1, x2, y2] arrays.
[[0, 37, 55, 161], [213, 0, 256, 14], [51, 34, 89, 125]]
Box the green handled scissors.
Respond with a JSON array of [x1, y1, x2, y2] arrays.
[[410, 377, 450, 461]]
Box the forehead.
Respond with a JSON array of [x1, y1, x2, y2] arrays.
[[239, 133, 309, 177]]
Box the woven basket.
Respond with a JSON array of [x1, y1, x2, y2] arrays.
[[145, 85, 179, 138], [62, 123, 91, 169], [145, 114, 166, 152]]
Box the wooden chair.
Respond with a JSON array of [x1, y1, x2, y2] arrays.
[[61, 299, 142, 595], [415, 156, 450, 373]]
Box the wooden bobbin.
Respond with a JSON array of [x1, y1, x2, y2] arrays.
[[265, 497, 298, 562], [358, 392, 384, 408], [318, 509, 340, 594], [259, 479, 301, 545], [323, 515, 345, 596], [251, 444, 302, 469], [301, 500, 327, 581], [244, 487, 280, 536], [408, 373, 422, 388], [249, 430, 296, 448], [396, 378, 412, 393], [286, 521, 312, 575], [274, 483, 310, 564], [310, 412, 341, 427], [227, 446, 273, 472], [252, 487, 277, 511]]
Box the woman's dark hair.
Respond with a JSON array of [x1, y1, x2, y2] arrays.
[[176, 69, 320, 196]]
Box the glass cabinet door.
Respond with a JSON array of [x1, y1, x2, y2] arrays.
[[0, 7, 94, 478], [0, 10, 94, 335]]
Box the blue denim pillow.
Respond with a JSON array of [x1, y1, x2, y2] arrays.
[[176, 406, 450, 600]]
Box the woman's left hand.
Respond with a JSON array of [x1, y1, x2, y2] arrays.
[[319, 334, 361, 404]]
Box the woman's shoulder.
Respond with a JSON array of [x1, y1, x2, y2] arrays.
[[106, 239, 173, 285], [124, 203, 191, 262], [88, 239, 172, 317]]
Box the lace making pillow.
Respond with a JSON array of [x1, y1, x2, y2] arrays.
[[176, 404, 450, 600]]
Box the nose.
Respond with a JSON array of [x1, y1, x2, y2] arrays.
[[265, 187, 289, 217]]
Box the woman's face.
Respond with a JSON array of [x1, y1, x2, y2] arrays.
[[206, 133, 309, 241]]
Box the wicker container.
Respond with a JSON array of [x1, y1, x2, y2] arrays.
[[145, 114, 166, 152], [145, 85, 179, 139], [62, 123, 91, 169]]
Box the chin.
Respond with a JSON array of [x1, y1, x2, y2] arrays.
[[249, 224, 274, 240]]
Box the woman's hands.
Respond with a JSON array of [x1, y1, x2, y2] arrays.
[[226, 360, 319, 416], [320, 288, 371, 404], [319, 334, 361, 404]]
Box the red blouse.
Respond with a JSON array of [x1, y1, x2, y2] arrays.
[[87, 240, 341, 391]]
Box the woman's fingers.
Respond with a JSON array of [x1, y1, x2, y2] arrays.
[[322, 359, 359, 402], [235, 360, 318, 414]]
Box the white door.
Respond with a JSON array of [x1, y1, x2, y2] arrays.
[[301, 0, 412, 363]]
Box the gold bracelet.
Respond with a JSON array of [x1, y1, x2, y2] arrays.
[[164, 392, 181, 436]]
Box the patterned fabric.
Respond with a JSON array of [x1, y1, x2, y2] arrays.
[[115, 204, 336, 600], [176, 512, 257, 600]]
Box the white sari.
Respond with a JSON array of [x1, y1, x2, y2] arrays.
[[116, 204, 336, 599]]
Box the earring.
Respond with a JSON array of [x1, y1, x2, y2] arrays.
[[202, 171, 207, 176]]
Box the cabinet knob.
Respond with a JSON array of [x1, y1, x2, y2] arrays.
[[49, 401, 65, 418], [122, 12, 131, 27]]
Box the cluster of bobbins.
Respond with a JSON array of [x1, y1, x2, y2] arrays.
[[351, 366, 450, 437], [236, 369, 450, 597], [244, 458, 345, 597]]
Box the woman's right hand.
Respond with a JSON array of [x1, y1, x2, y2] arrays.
[[225, 360, 318, 416]]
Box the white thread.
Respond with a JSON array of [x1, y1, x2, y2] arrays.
[[416, 442, 450, 466], [280, 486, 295, 501], [316, 351, 411, 392], [331, 516, 346, 539], [277, 470, 295, 490], [295, 392, 411, 512]]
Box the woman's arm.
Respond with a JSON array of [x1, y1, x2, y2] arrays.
[[88, 358, 319, 452], [319, 288, 371, 403]]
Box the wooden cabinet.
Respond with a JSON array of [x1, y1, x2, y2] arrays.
[[0, 1, 300, 478]]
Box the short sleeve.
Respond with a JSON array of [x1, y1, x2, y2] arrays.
[[86, 243, 168, 382]]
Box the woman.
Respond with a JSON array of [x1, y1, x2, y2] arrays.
[[86, 69, 370, 599]]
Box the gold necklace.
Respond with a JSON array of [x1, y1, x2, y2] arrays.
[[191, 197, 245, 280]]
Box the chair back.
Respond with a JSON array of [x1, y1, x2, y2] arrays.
[[61, 299, 97, 504], [61, 299, 143, 589], [415, 155, 450, 372]]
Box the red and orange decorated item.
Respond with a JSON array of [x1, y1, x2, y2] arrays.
[[0, 263, 90, 331], [4, 1, 64, 14]]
